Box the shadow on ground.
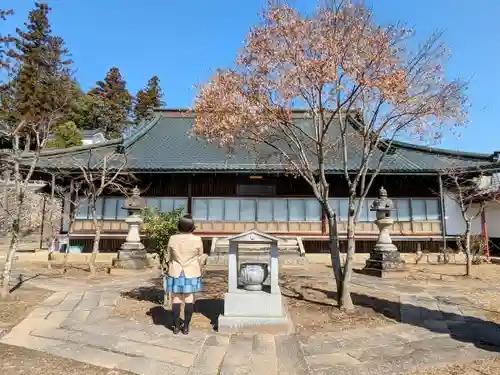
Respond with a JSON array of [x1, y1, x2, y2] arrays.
[[121, 272, 225, 332], [118, 269, 500, 353], [291, 283, 500, 354], [8, 273, 40, 294]]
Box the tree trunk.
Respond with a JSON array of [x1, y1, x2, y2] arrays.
[[1, 228, 19, 298], [88, 214, 101, 277], [465, 222, 472, 276], [325, 210, 343, 305], [24, 134, 31, 152], [47, 174, 56, 270], [340, 211, 355, 310], [1, 153, 25, 298], [62, 211, 77, 274], [63, 184, 78, 274]]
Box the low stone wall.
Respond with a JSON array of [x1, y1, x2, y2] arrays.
[[307, 252, 468, 265], [0, 186, 62, 245]]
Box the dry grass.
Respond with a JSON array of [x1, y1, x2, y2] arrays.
[[1, 343, 133, 375], [112, 266, 395, 334], [410, 355, 500, 375], [404, 263, 500, 284], [280, 268, 398, 334], [112, 269, 227, 331], [0, 285, 52, 336]]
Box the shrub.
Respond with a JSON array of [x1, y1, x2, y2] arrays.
[[141, 206, 184, 267]]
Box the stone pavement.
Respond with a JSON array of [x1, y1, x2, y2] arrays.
[[1, 270, 500, 374]]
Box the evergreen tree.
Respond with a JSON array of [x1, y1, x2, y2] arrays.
[[88, 67, 132, 136], [46, 120, 82, 148], [0, 9, 14, 69], [133, 75, 164, 123], [0, 2, 75, 152], [11, 2, 74, 127]]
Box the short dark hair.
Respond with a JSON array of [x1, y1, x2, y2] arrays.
[[178, 214, 196, 233]]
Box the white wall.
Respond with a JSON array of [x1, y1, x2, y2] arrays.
[[483, 203, 500, 238], [443, 193, 481, 236], [444, 191, 500, 237]]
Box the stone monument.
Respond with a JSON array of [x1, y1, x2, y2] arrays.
[[218, 229, 292, 333], [113, 186, 149, 269], [363, 186, 406, 277]]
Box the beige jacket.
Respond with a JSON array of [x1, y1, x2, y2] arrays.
[[166, 233, 204, 278]]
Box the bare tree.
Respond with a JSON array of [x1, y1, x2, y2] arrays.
[[441, 168, 499, 276], [192, 1, 467, 309], [69, 148, 134, 276], [0, 122, 67, 297]]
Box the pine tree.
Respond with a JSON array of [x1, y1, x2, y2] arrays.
[[133, 75, 164, 123], [46, 120, 82, 148], [0, 9, 14, 69], [88, 67, 132, 136], [11, 2, 74, 126]]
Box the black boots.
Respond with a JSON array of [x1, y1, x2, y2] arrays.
[[172, 303, 194, 335], [172, 303, 181, 334], [183, 303, 194, 335]]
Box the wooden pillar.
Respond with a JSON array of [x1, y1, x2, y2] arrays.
[[64, 179, 76, 233], [50, 174, 55, 200], [437, 173, 447, 250], [187, 175, 193, 215], [39, 194, 47, 250], [49, 173, 55, 231], [481, 208, 490, 260]]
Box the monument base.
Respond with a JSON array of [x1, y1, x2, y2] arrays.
[[218, 315, 293, 334], [112, 242, 149, 270], [219, 288, 292, 333], [362, 249, 407, 278]]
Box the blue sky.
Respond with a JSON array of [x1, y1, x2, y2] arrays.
[[1, 0, 499, 153]]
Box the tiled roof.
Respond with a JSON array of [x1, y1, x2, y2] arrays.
[[21, 140, 122, 172], [28, 109, 500, 174]]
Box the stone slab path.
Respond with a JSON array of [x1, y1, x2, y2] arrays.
[[2, 270, 500, 374]]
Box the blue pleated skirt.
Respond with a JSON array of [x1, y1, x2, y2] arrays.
[[164, 271, 203, 294]]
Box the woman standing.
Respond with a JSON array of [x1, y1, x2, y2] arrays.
[[164, 214, 205, 335]]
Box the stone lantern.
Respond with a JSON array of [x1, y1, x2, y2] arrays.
[[113, 186, 148, 269], [363, 186, 406, 277]]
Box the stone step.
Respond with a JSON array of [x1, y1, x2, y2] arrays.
[[275, 335, 311, 375], [207, 254, 308, 266], [298, 323, 498, 374], [218, 334, 278, 375], [214, 238, 299, 252], [0, 235, 41, 252], [214, 248, 300, 257]]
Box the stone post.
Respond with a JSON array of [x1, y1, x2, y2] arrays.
[[363, 187, 406, 277], [113, 186, 148, 269]]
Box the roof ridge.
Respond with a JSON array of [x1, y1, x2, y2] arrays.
[[20, 138, 122, 158], [389, 140, 495, 161], [122, 113, 164, 149], [347, 115, 495, 162]]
